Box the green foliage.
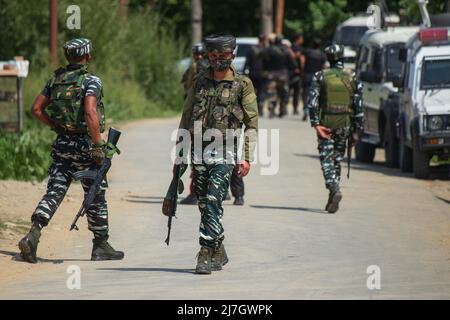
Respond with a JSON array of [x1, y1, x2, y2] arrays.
[[0, 128, 54, 181]]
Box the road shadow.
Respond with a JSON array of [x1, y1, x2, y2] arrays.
[[124, 195, 165, 200], [122, 195, 164, 204], [351, 161, 450, 180], [294, 152, 450, 180], [97, 267, 195, 274], [435, 196, 450, 205], [293, 153, 319, 160], [0, 250, 91, 264], [250, 205, 326, 214]]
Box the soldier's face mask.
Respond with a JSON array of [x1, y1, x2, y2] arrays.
[[208, 51, 235, 71]]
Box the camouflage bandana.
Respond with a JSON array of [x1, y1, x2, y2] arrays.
[[209, 55, 233, 71]]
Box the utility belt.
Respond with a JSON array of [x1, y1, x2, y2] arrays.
[[52, 125, 88, 135]]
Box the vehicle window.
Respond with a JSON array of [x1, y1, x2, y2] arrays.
[[421, 59, 450, 89], [334, 26, 369, 47], [236, 44, 254, 58], [406, 61, 413, 89], [357, 46, 370, 72], [367, 48, 382, 81], [385, 46, 403, 79], [372, 49, 382, 72]]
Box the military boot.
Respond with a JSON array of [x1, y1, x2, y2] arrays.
[[233, 196, 244, 206], [211, 243, 229, 271], [325, 191, 333, 211], [327, 184, 342, 214], [91, 236, 124, 261], [195, 246, 213, 275], [18, 225, 41, 264]]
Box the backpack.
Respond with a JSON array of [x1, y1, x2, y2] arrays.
[[319, 68, 355, 130], [47, 66, 105, 134]]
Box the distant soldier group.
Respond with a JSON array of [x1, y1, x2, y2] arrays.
[[242, 33, 330, 121]]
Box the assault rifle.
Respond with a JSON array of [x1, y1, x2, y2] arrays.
[[70, 127, 121, 231], [162, 163, 187, 245]]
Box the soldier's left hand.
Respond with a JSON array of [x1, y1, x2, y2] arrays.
[[237, 160, 250, 177]]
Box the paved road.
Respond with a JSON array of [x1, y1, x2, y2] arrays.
[[1, 116, 449, 299]]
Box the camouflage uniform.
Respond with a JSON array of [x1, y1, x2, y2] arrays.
[[31, 64, 109, 239], [263, 39, 293, 117], [182, 59, 209, 94], [18, 38, 123, 263], [179, 65, 258, 250], [308, 47, 364, 191]]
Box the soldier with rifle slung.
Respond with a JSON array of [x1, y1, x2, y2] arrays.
[[173, 34, 258, 274], [308, 44, 364, 213], [18, 38, 123, 263]]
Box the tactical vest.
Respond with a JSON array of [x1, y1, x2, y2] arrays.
[[47, 66, 105, 134], [190, 73, 245, 136], [319, 68, 355, 130]]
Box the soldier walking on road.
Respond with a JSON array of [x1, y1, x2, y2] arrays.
[[289, 33, 305, 115], [302, 38, 327, 121], [177, 34, 258, 274], [244, 34, 266, 116], [182, 43, 209, 95], [263, 34, 293, 118], [308, 44, 364, 213], [18, 38, 123, 263]]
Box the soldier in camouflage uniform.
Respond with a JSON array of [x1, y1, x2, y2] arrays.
[[178, 34, 258, 274], [308, 44, 364, 213], [263, 34, 293, 118], [182, 43, 209, 95], [18, 38, 123, 263]]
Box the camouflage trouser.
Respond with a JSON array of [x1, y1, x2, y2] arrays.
[[266, 72, 289, 116], [317, 127, 350, 189], [31, 134, 109, 239], [192, 162, 234, 250]]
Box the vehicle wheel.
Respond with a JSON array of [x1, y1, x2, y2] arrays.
[[399, 136, 413, 172], [384, 121, 399, 168], [355, 141, 376, 163], [413, 138, 430, 179]]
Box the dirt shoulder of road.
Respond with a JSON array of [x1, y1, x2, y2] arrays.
[[0, 180, 90, 288]]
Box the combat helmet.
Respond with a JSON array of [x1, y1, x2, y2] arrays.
[[192, 43, 205, 55], [324, 44, 344, 62], [63, 38, 92, 60]]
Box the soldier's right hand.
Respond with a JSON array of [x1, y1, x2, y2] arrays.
[[315, 125, 332, 140], [90, 141, 106, 165]]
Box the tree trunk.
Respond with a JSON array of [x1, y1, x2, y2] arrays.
[[192, 0, 203, 45], [275, 0, 284, 35], [261, 0, 273, 43], [49, 0, 58, 67], [119, 0, 128, 17]]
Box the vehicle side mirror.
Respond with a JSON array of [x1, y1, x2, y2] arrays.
[[359, 71, 380, 83], [398, 48, 407, 62]]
